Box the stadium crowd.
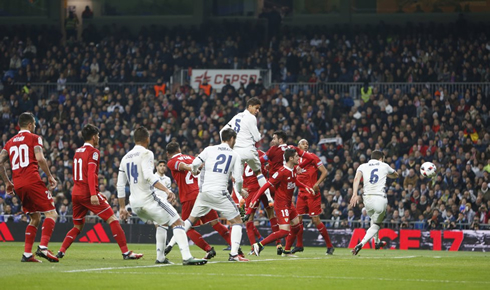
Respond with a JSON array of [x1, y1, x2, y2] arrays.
[[0, 21, 489, 231]]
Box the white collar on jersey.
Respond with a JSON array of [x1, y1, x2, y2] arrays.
[[220, 143, 231, 149], [18, 130, 30, 133], [83, 143, 94, 148], [283, 165, 294, 172], [134, 144, 146, 150], [171, 153, 182, 159]]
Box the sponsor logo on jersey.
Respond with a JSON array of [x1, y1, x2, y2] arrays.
[[272, 172, 279, 179], [287, 182, 295, 189], [38, 137, 42, 145]]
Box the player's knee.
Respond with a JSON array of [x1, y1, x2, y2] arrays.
[[45, 211, 58, 220], [311, 216, 320, 224], [106, 215, 117, 224]]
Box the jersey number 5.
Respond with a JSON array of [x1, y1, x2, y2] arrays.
[[213, 154, 232, 174], [9, 144, 29, 170], [369, 169, 379, 184], [234, 119, 241, 133]]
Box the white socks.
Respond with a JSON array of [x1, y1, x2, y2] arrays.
[[360, 224, 380, 246], [230, 224, 242, 256], [173, 225, 192, 260], [156, 226, 167, 262], [167, 220, 192, 248]]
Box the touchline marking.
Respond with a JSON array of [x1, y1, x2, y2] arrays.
[[81, 271, 490, 285]]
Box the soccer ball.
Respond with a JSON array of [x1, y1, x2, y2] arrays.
[[420, 162, 437, 178]]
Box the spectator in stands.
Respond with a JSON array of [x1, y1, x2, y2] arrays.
[[82, 6, 93, 19]]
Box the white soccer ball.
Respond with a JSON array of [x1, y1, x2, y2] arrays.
[[420, 162, 437, 178]]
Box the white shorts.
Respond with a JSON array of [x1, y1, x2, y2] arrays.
[[190, 190, 240, 221], [234, 147, 261, 172], [133, 193, 180, 226], [363, 195, 387, 224]]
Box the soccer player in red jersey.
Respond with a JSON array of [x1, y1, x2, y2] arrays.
[[249, 148, 315, 256], [291, 139, 334, 255], [0, 112, 59, 262], [242, 150, 276, 253], [164, 142, 237, 259], [56, 124, 143, 260], [259, 130, 315, 254]]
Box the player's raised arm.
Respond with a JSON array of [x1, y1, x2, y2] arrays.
[[34, 144, 57, 189], [350, 170, 363, 207], [0, 149, 14, 194]]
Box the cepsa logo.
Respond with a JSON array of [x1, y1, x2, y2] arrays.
[[191, 69, 261, 90]]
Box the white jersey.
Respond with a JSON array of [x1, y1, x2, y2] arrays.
[[153, 173, 171, 200], [220, 109, 261, 149], [357, 159, 395, 196], [192, 143, 243, 193], [117, 145, 161, 208]]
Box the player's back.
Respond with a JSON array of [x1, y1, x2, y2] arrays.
[[4, 130, 43, 188], [358, 159, 394, 195], [266, 144, 288, 176], [167, 153, 199, 202], [223, 110, 259, 149], [72, 144, 100, 196], [200, 143, 240, 193], [120, 145, 154, 207]]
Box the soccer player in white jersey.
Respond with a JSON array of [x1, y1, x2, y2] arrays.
[[152, 160, 173, 264], [350, 150, 399, 255], [220, 97, 272, 203], [184, 128, 249, 262], [117, 127, 207, 265]]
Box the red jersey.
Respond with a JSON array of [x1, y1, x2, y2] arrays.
[[264, 144, 309, 177], [268, 166, 299, 206], [297, 153, 323, 191], [4, 130, 43, 188], [72, 143, 100, 197], [243, 150, 267, 193], [167, 153, 199, 203]]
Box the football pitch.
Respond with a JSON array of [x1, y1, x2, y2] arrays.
[[0, 242, 488, 290]]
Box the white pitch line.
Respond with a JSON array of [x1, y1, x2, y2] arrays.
[[80, 271, 490, 285]]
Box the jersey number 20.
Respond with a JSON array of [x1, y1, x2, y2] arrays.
[[9, 145, 29, 170]]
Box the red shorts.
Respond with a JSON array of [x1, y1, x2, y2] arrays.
[[72, 193, 114, 225], [245, 188, 270, 211], [275, 204, 298, 225], [296, 190, 322, 217], [181, 199, 219, 226], [15, 181, 55, 214]]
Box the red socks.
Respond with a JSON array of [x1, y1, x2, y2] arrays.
[[246, 221, 257, 245], [260, 229, 289, 246], [109, 220, 129, 253], [187, 228, 212, 252], [39, 218, 55, 248], [296, 223, 304, 248], [269, 217, 282, 245], [24, 224, 37, 253], [285, 224, 301, 251], [59, 227, 81, 253], [316, 222, 333, 248], [212, 223, 231, 245]]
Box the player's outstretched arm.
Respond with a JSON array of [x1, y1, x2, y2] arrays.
[[0, 149, 14, 194], [295, 179, 314, 195], [34, 146, 57, 189], [245, 182, 272, 215]]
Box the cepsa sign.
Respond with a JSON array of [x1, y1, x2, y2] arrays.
[[349, 229, 464, 251], [190, 69, 261, 92]]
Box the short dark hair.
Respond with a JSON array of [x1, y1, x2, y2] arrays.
[[18, 112, 35, 128], [166, 142, 180, 155], [247, 97, 261, 108], [273, 130, 287, 143], [81, 124, 99, 141], [284, 148, 297, 162], [134, 126, 150, 143], [371, 150, 384, 160], [157, 160, 166, 166], [221, 128, 237, 142]]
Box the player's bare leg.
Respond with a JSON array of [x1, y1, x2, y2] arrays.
[[33, 210, 59, 263]]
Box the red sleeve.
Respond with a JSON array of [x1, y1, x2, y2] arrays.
[[295, 178, 308, 190], [88, 163, 98, 196]]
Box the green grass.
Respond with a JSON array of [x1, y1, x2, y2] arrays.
[[0, 242, 489, 290]]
